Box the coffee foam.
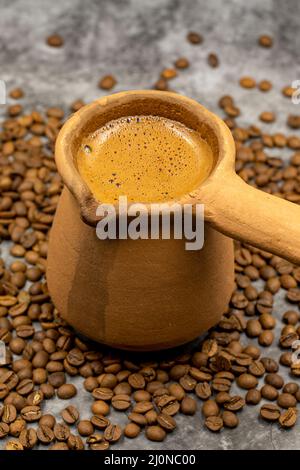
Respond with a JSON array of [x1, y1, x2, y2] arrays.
[[76, 115, 214, 203]]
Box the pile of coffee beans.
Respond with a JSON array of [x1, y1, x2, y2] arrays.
[[0, 30, 300, 450]]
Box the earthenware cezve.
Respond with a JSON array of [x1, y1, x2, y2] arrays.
[[47, 91, 300, 350]]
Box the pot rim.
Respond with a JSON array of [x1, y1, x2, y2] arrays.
[[55, 90, 236, 226]]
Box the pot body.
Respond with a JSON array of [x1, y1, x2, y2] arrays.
[[47, 188, 234, 351]]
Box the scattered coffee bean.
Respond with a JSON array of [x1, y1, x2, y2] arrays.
[[258, 34, 273, 48], [19, 428, 37, 449], [240, 77, 256, 89], [37, 425, 55, 444], [277, 393, 297, 409], [205, 416, 223, 432], [46, 34, 64, 47], [98, 75, 117, 91], [77, 420, 94, 437], [187, 32, 203, 44], [223, 411, 239, 428], [246, 389, 261, 405], [279, 408, 297, 428], [237, 373, 258, 389], [146, 425, 166, 441], [261, 384, 278, 401], [174, 57, 189, 69], [61, 405, 79, 424], [260, 404, 281, 421], [124, 422, 140, 438], [57, 383, 77, 399]]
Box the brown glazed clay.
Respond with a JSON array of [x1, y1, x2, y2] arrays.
[[47, 91, 300, 350]]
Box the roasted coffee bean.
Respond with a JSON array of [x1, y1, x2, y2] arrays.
[[212, 377, 232, 392], [133, 401, 154, 414], [66, 348, 85, 366], [282, 310, 299, 325], [180, 396, 197, 415], [261, 384, 278, 401], [156, 396, 179, 416], [48, 372, 66, 388], [258, 34, 273, 47], [104, 424, 122, 443], [261, 357, 278, 373], [77, 420, 94, 437], [92, 387, 114, 401], [89, 440, 110, 450], [0, 422, 9, 438], [240, 76, 256, 89], [260, 404, 281, 421], [222, 411, 239, 428], [168, 383, 185, 401], [224, 396, 245, 411], [202, 399, 219, 417], [207, 53, 219, 68], [205, 416, 223, 432], [248, 360, 265, 377], [67, 434, 84, 450], [283, 383, 299, 395], [91, 400, 110, 416], [0, 383, 9, 399], [112, 394, 131, 410], [114, 383, 132, 395], [98, 75, 116, 91], [124, 422, 141, 438], [146, 410, 158, 425], [84, 377, 99, 392], [279, 408, 297, 428], [280, 332, 298, 348], [265, 373, 284, 389], [57, 383, 77, 399], [237, 373, 258, 390], [37, 424, 55, 444], [98, 373, 118, 389], [195, 382, 212, 400], [179, 374, 197, 391], [0, 370, 19, 390], [291, 363, 300, 377], [19, 428, 37, 449], [258, 330, 274, 346], [128, 412, 147, 426], [16, 378, 34, 395], [277, 393, 297, 409], [40, 383, 55, 399], [174, 57, 189, 69], [187, 31, 203, 44], [49, 442, 69, 450], [21, 405, 41, 422], [202, 339, 218, 357], [91, 415, 110, 429], [215, 391, 231, 405], [47, 34, 64, 47], [2, 404, 17, 423], [246, 389, 261, 405], [157, 413, 176, 431], [54, 423, 71, 441], [5, 440, 24, 450], [61, 405, 79, 424], [9, 418, 25, 437], [146, 425, 166, 442]]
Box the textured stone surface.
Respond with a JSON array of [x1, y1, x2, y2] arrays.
[[0, 0, 300, 450]]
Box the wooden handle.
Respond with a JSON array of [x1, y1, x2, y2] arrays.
[[204, 173, 300, 265]]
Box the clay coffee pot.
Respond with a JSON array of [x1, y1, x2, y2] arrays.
[[47, 90, 300, 351]]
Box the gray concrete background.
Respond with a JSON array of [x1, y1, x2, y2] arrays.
[[0, 0, 300, 450]]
